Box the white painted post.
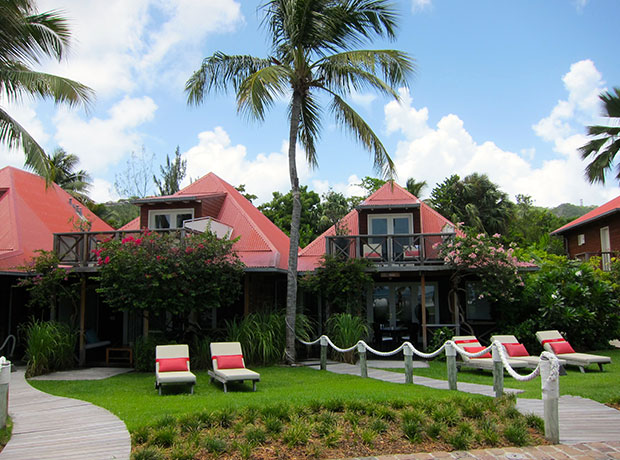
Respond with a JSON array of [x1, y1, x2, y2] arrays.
[[320, 336, 327, 371], [540, 355, 560, 444], [492, 343, 504, 398], [358, 342, 368, 378], [446, 342, 457, 391], [404, 344, 414, 384]]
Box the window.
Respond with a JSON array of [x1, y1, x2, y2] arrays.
[[368, 214, 413, 260], [149, 209, 194, 229], [465, 282, 491, 321], [412, 282, 439, 324], [577, 234, 585, 246]]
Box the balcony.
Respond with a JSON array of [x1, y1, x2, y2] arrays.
[[325, 232, 455, 267], [575, 251, 618, 271]]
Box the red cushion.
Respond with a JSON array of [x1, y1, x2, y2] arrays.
[[215, 354, 245, 369], [463, 346, 492, 359], [405, 249, 419, 257], [157, 357, 189, 372], [454, 339, 479, 344], [503, 343, 529, 357], [549, 341, 575, 355], [365, 251, 381, 258]]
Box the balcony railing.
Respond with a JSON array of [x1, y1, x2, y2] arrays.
[[53, 229, 188, 267], [325, 233, 455, 266], [575, 251, 618, 271]]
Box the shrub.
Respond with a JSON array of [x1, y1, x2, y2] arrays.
[[503, 421, 530, 446], [133, 335, 170, 372], [131, 446, 165, 460], [283, 418, 310, 447], [132, 426, 151, 445], [359, 428, 377, 446], [263, 416, 283, 435], [150, 426, 177, 447], [22, 320, 76, 377], [202, 435, 227, 454], [326, 313, 369, 363], [244, 425, 267, 445], [428, 326, 453, 359], [402, 420, 424, 443]]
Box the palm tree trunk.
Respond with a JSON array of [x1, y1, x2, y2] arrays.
[[285, 91, 303, 364]]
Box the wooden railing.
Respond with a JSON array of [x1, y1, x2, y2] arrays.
[[53, 229, 187, 267], [325, 232, 455, 266]]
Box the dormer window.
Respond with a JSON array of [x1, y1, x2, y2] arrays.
[[149, 209, 194, 229]]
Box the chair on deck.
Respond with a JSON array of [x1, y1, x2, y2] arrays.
[[155, 344, 196, 395], [490, 334, 566, 369], [535, 330, 611, 373], [208, 342, 260, 393], [453, 335, 528, 371]]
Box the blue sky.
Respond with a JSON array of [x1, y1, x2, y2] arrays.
[[2, 0, 620, 208]]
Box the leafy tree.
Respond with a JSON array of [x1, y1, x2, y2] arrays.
[[153, 146, 187, 196], [235, 184, 258, 203], [185, 0, 413, 362], [429, 173, 514, 236], [89, 200, 139, 229], [318, 189, 351, 234], [405, 177, 427, 198], [580, 87, 620, 184], [259, 186, 322, 248], [357, 176, 387, 195], [1, 0, 93, 176], [46, 148, 92, 203], [114, 147, 155, 198]]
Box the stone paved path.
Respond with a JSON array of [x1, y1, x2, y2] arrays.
[[0, 368, 130, 460]]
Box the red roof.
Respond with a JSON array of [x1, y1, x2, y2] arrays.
[[133, 172, 291, 270], [298, 182, 460, 271], [551, 195, 620, 235], [0, 166, 113, 271]]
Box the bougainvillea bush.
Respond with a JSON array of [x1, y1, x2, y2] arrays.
[[95, 230, 244, 321]]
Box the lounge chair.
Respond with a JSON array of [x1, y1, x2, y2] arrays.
[[490, 334, 566, 369], [208, 342, 260, 392], [453, 336, 528, 371], [535, 330, 612, 373], [155, 344, 196, 395]]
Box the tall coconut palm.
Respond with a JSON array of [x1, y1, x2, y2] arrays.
[[185, 0, 413, 362], [580, 87, 620, 184], [1, 0, 94, 176], [47, 147, 92, 203]]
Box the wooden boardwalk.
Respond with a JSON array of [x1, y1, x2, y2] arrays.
[[313, 362, 620, 444], [0, 369, 130, 460]]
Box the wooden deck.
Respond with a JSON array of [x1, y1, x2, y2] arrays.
[[0, 369, 130, 460], [313, 362, 620, 444]]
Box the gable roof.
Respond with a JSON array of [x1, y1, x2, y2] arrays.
[[0, 166, 114, 271], [298, 182, 460, 271], [551, 195, 620, 235], [131, 172, 291, 270]]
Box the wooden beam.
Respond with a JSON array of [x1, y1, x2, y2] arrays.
[[421, 273, 427, 350], [79, 275, 86, 366]]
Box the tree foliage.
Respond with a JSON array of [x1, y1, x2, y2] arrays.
[[114, 148, 155, 198], [1, 0, 93, 176], [153, 146, 187, 196], [405, 177, 427, 198], [45, 147, 92, 203]]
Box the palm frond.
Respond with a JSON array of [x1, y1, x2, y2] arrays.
[[583, 138, 620, 184], [600, 87, 620, 119], [237, 65, 290, 121], [296, 92, 322, 168], [0, 106, 48, 176], [185, 53, 272, 106], [586, 124, 620, 137], [329, 93, 394, 179]]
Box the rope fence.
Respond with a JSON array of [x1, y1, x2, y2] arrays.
[[298, 334, 561, 444]]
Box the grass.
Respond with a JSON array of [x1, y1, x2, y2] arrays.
[[383, 349, 620, 403], [0, 417, 12, 450]]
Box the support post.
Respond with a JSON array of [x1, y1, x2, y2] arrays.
[[421, 274, 427, 350], [358, 342, 368, 378], [78, 275, 86, 366], [320, 336, 327, 371], [446, 342, 457, 390], [492, 343, 504, 398], [404, 344, 414, 384], [540, 356, 560, 444]]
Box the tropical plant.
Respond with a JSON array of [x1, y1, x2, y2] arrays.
[[0, 0, 93, 175], [21, 319, 76, 377], [185, 0, 413, 362], [405, 177, 427, 198], [580, 87, 620, 184], [326, 313, 369, 363], [153, 146, 187, 196], [45, 148, 92, 203]]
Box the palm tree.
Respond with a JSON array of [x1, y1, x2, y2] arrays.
[[405, 177, 427, 198], [185, 0, 413, 362], [580, 87, 620, 184], [47, 147, 92, 203], [1, 0, 94, 176]]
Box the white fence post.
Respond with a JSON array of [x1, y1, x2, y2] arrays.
[[358, 342, 368, 378], [540, 355, 560, 444], [404, 344, 414, 384], [320, 336, 327, 371], [445, 342, 457, 390], [492, 343, 504, 398]]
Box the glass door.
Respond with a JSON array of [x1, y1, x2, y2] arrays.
[[368, 214, 413, 261], [413, 282, 438, 324]]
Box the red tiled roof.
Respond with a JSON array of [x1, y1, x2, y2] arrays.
[[0, 166, 114, 271], [551, 195, 620, 235], [361, 181, 421, 206]]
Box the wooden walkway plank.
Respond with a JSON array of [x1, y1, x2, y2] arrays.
[[0, 369, 130, 460]]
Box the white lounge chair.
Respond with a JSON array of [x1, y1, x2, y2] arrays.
[[208, 342, 260, 392], [535, 330, 611, 373], [490, 334, 566, 369], [155, 344, 196, 395], [453, 335, 528, 371]]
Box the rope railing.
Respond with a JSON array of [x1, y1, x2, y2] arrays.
[[298, 333, 561, 444]]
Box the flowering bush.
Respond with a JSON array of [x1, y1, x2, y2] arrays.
[[437, 232, 527, 303], [95, 230, 244, 318]]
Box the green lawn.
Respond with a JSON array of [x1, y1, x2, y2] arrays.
[[390, 349, 620, 402], [29, 366, 490, 431]]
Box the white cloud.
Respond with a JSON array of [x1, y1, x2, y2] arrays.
[[0, 99, 50, 169], [181, 126, 311, 204], [52, 96, 158, 173], [411, 0, 432, 13], [311, 174, 367, 198], [350, 91, 377, 110], [90, 177, 117, 203]]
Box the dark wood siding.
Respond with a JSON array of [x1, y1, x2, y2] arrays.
[[564, 213, 620, 258], [139, 202, 202, 229], [358, 207, 420, 234]]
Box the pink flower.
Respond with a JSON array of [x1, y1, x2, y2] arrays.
[[103, 256, 110, 264]]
